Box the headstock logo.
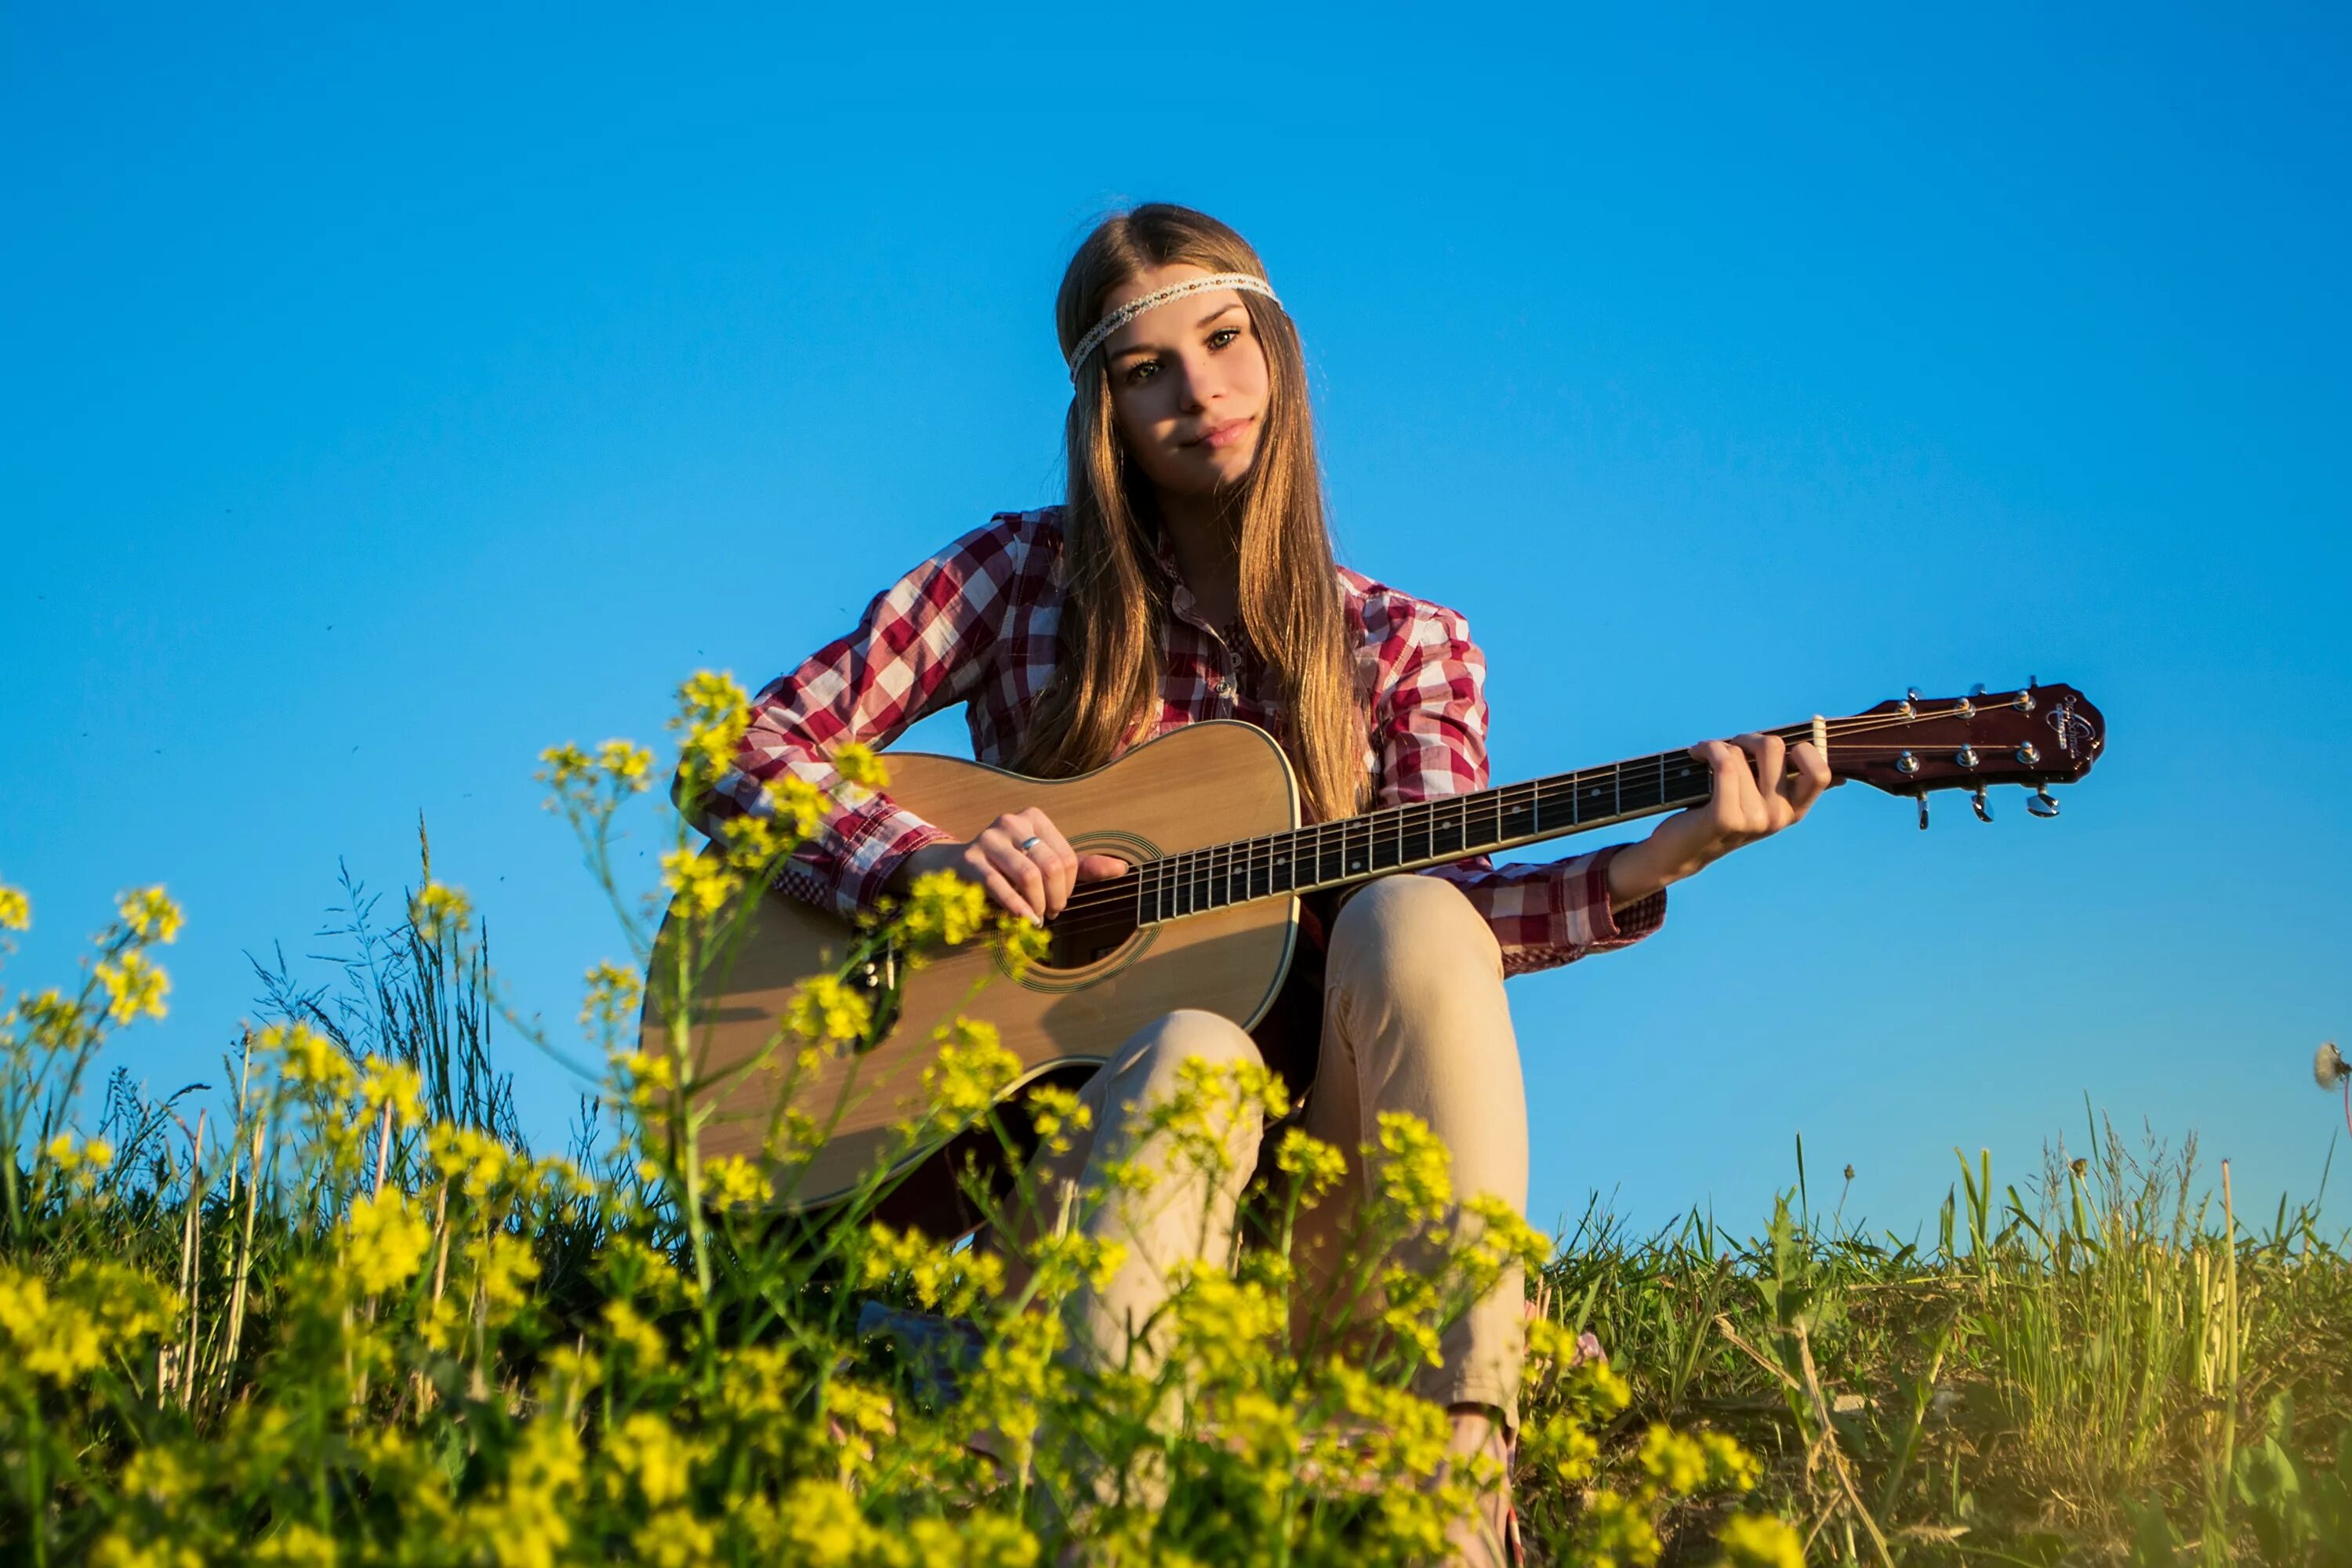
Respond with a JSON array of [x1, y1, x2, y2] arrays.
[[2047, 697, 2097, 760]]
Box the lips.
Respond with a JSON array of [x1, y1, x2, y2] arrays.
[[1188, 416, 1254, 450]]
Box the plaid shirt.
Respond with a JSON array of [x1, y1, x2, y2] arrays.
[[695, 508, 1665, 976]]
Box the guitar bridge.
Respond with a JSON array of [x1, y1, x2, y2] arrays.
[[848, 943, 903, 1051]]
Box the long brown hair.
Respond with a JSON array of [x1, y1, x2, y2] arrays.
[[1010, 204, 1368, 822]]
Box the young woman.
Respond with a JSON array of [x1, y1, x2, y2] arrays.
[[695, 205, 1830, 1564]]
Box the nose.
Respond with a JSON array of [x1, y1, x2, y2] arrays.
[[1170, 349, 1220, 413]]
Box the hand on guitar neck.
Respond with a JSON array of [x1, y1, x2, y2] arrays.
[[1603, 732, 1835, 910], [886, 808, 1131, 926]]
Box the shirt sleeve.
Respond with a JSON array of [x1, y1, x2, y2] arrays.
[[679, 517, 1029, 920], [1369, 596, 1666, 978]]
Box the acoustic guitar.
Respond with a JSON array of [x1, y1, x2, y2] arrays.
[[641, 683, 2106, 1214]]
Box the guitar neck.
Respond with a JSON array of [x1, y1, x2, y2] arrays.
[[1131, 717, 1824, 925]]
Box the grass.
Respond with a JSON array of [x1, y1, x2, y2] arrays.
[[3, 681, 2347, 1566]]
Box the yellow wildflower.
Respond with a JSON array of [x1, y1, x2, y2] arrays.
[[1714, 1514, 1804, 1568], [344, 1191, 432, 1294], [895, 869, 991, 949], [603, 1299, 667, 1364], [720, 811, 790, 870], [83, 1137, 113, 1168], [776, 1478, 870, 1566], [701, 1153, 771, 1210], [1576, 1488, 1664, 1567], [1519, 1412, 1602, 1485], [117, 885, 183, 943], [461, 1421, 583, 1568], [605, 1410, 699, 1507], [630, 1508, 717, 1568], [466, 1232, 541, 1312], [263, 1022, 357, 1098], [1563, 1353, 1635, 1424], [13, 989, 84, 1052], [0, 881, 28, 931], [762, 775, 827, 840], [671, 670, 751, 786], [410, 880, 473, 942], [598, 738, 655, 792], [660, 848, 741, 918], [922, 1017, 1018, 1122], [580, 960, 644, 1032], [784, 973, 872, 1048], [1375, 1110, 1454, 1224], [89, 1536, 204, 1568], [0, 1261, 177, 1385], [538, 741, 594, 793], [1639, 1424, 1711, 1494], [253, 1523, 335, 1566], [0, 1270, 101, 1382], [428, 1123, 511, 1193], [94, 950, 169, 1024], [1276, 1127, 1348, 1200], [359, 1057, 426, 1127], [1023, 1083, 1091, 1154], [832, 742, 888, 792], [1701, 1431, 1763, 1492]]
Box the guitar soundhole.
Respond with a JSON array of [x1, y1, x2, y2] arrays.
[[1040, 899, 1142, 971]]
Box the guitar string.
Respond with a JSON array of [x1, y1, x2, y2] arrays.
[[1038, 711, 2074, 928], [1032, 713, 2078, 931]]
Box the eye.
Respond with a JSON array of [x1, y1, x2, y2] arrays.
[[1123, 358, 1161, 385], [1207, 327, 1242, 350]]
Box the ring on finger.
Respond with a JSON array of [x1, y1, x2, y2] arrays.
[[1015, 835, 1045, 854]]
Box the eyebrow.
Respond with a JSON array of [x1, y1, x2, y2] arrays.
[[1109, 300, 1247, 359]]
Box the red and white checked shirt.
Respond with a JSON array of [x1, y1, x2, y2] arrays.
[[694, 508, 1665, 976]]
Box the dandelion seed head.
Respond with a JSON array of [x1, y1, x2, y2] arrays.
[[2315, 1041, 2347, 1091]]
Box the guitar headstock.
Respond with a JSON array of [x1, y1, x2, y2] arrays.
[[1828, 681, 2105, 826]]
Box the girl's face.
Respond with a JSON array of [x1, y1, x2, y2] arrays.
[[1100, 263, 1272, 500]]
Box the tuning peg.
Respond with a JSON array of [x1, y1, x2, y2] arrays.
[[1906, 687, 1924, 703], [1969, 682, 1988, 698], [2027, 786, 2061, 819], [1915, 793, 1930, 830], [1972, 786, 1994, 822]]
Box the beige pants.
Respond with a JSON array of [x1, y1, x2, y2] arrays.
[[1033, 873, 1530, 1428]]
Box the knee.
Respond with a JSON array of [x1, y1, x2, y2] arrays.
[[1113, 1009, 1265, 1105], [1332, 874, 1502, 994]]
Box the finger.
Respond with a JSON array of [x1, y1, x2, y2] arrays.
[[1786, 739, 1832, 815], [977, 830, 1049, 923], [1014, 810, 1080, 917], [1075, 855, 1131, 882], [1693, 739, 1759, 827], [1733, 733, 1785, 832], [962, 845, 1036, 923]]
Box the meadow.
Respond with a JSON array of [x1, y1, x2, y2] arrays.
[[3, 676, 2346, 1566]]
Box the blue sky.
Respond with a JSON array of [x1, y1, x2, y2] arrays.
[[5, 5, 2347, 1240]]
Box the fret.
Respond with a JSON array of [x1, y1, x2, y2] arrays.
[[1247, 834, 1272, 900], [1399, 799, 1435, 865], [1488, 786, 1523, 843], [1370, 805, 1403, 871], [1271, 833, 1296, 895], [1431, 797, 1463, 858], [1316, 820, 1345, 884], [1574, 770, 1608, 826]]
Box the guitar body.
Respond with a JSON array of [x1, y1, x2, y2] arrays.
[[643, 720, 1304, 1212], [640, 679, 2107, 1227]]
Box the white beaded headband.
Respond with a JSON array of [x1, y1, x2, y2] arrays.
[[1065, 271, 1282, 383]]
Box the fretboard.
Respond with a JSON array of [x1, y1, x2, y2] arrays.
[[1134, 744, 1724, 925]]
